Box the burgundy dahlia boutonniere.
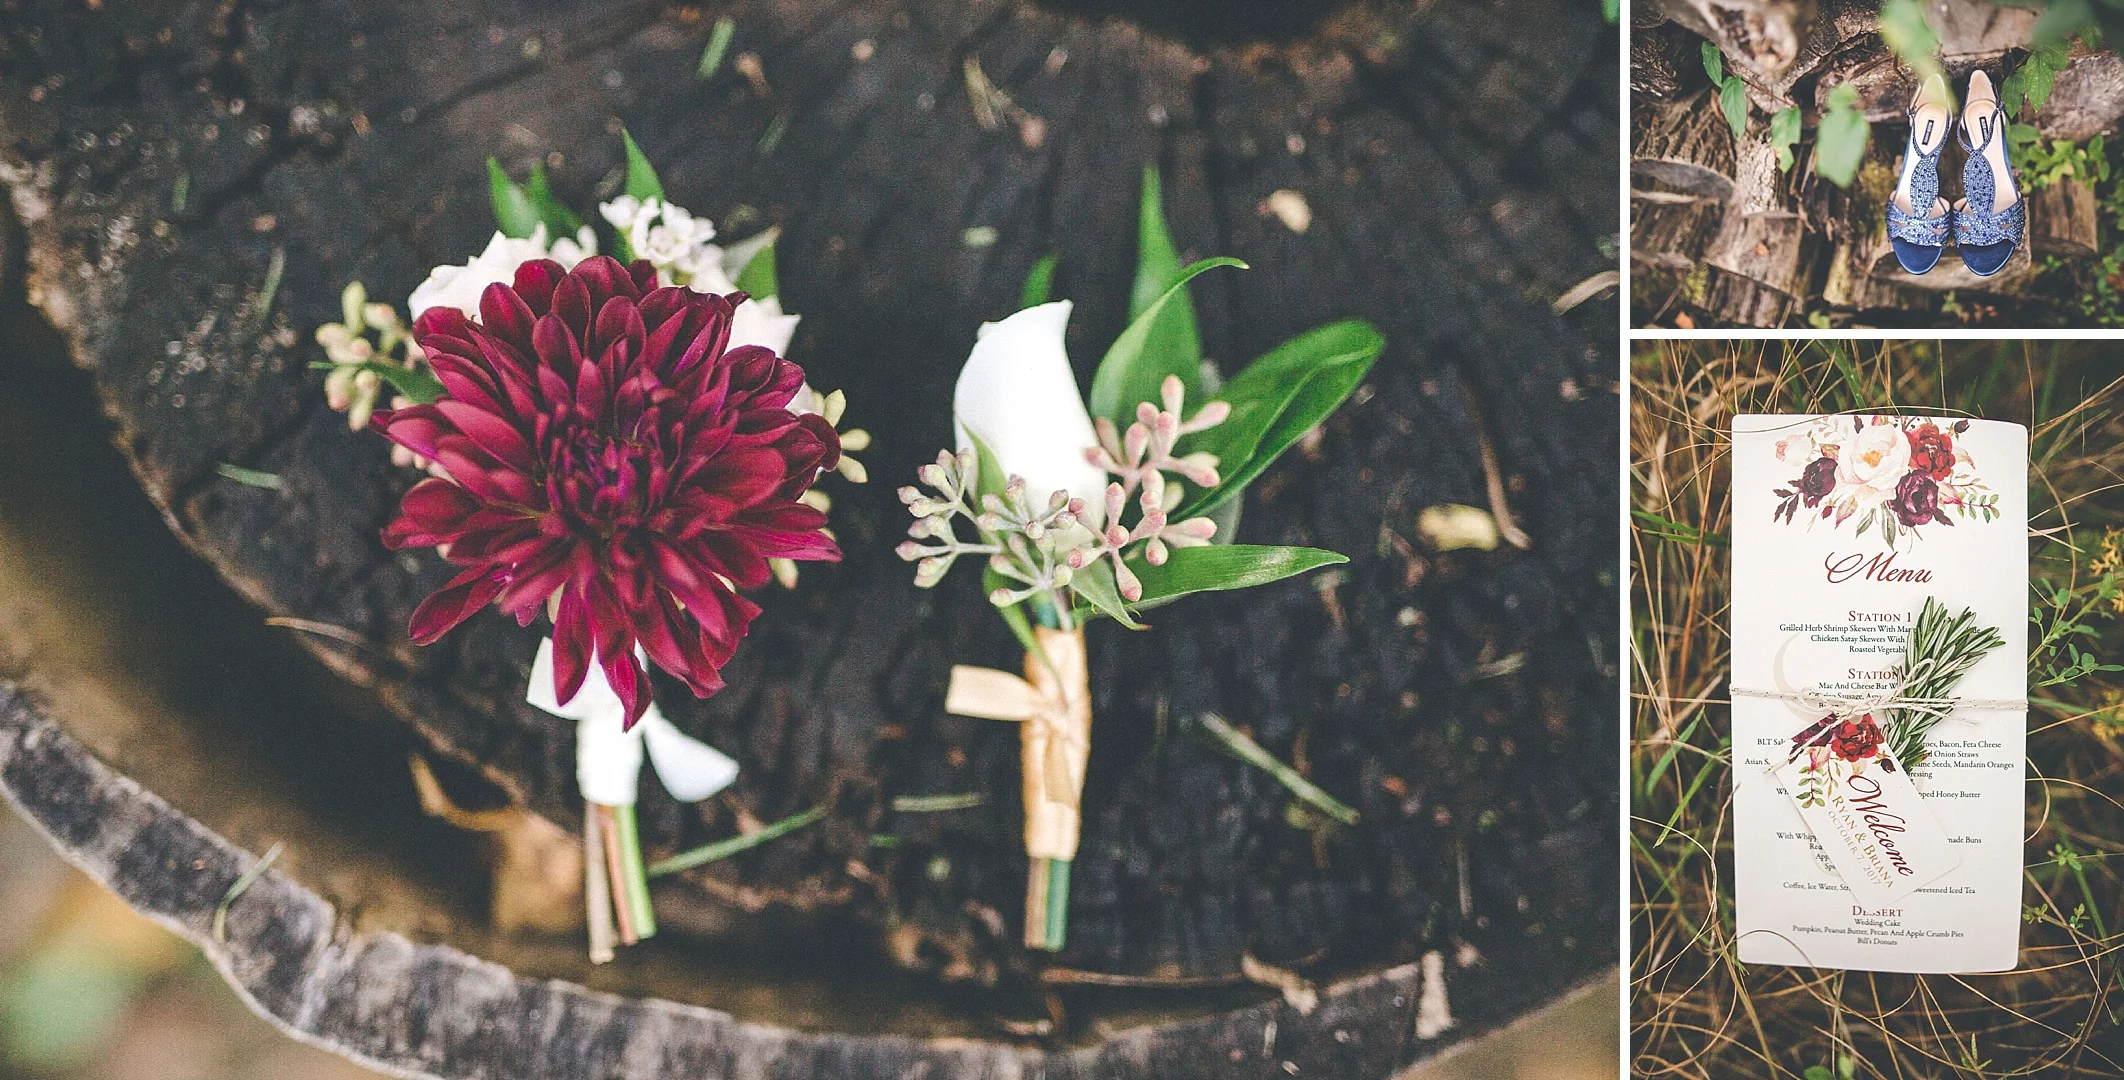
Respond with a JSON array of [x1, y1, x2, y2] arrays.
[[374, 255, 842, 728]]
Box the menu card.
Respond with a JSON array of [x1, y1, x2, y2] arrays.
[[1730, 414, 2026, 973]]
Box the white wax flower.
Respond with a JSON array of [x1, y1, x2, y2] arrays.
[[408, 224, 596, 319], [525, 639, 738, 807], [953, 300, 1108, 527], [600, 196, 801, 357]]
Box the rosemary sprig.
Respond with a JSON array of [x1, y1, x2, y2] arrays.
[[1884, 597, 2006, 770]]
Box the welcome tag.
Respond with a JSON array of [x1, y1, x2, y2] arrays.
[[1770, 713, 1959, 905]]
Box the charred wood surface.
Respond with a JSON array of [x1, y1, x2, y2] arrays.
[[0, 0, 1618, 1062]]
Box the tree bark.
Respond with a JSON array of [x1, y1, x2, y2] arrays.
[[2034, 49, 2124, 141], [1633, 90, 1738, 200], [2030, 178, 2098, 259], [0, 0, 1618, 1066]]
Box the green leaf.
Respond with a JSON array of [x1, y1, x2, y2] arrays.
[[1126, 165, 1206, 407], [1086, 256, 1247, 428], [2032, 0, 2091, 46], [1021, 251, 1059, 309], [986, 564, 1043, 655], [1719, 77, 1748, 139], [1700, 41, 1724, 88], [2002, 40, 2071, 118], [324, 358, 444, 404], [1070, 557, 1145, 629], [697, 16, 736, 79], [621, 128, 665, 202], [1175, 320, 1383, 520], [1878, 0, 1942, 82], [965, 429, 1009, 501], [1602, 0, 1618, 23], [1769, 105, 1802, 171], [1129, 545, 1346, 605], [487, 158, 541, 239], [733, 236, 779, 300], [524, 164, 583, 237], [1815, 85, 1871, 189]]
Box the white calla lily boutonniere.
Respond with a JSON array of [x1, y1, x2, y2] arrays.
[[900, 167, 1382, 950]]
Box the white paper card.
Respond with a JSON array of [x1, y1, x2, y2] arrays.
[[1771, 744, 1957, 905], [1731, 415, 2026, 973]]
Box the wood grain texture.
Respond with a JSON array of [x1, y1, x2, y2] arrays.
[[0, 0, 1617, 1048], [4, 682, 1580, 1079]]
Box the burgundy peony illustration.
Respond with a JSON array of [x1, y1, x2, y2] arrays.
[[374, 256, 842, 728], [1769, 415, 1998, 548]]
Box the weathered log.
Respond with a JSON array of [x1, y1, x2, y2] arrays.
[[1629, 193, 1725, 271], [1633, 90, 1737, 200], [2033, 48, 2124, 141], [2030, 177, 2099, 258], [1816, 41, 1918, 122], [1649, 0, 1816, 90], [1934, 0, 2040, 70], [1692, 127, 1804, 326], [1747, 0, 1877, 107], [1866, 232, 2035, 290], [1632, 23, 1692, 102], [0, 0, 1619, 1070]]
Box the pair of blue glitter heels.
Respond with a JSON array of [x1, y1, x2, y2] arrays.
[[1886, 71, 2024, 278]]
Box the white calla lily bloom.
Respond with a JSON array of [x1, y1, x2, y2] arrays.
[[953, 301, 1109, 527], [526, 639, 739, 807], [408, 224, 597, 319]]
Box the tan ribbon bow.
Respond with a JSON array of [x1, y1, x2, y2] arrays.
[[945, 624, 1092, 862]]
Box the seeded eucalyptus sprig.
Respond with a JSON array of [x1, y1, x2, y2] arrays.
[[1885, 597, 2007, 769]]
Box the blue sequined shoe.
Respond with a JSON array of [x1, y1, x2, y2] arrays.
[[1955, 69, 2023, 278], [1886, 74, 1953, 275]]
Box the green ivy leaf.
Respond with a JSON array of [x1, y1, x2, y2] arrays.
[[1700, 41, 1724, 88], [621, 128, 666, 202], [524, 163, 583, 237], [1126, 165, 1205, 409], [1021, 251, 1059, 309], [1719, 77, 1748, 139], [487, 158, 541, 239], [1129, 545, 1346, 606], [2002, 39, 2072, 118], [1815, 84, 1872, 189], [1086, 256, 1247, 429], [1770, 106, 1802, 171], [1175, 320, 1383, 521]]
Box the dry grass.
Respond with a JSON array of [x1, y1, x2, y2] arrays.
[[1631, 342, 2124, 1078]]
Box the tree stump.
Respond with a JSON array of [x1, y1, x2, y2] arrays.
[[2034, 48, 2124, 140], [0, 0, 1618, 1074], [1649, 0, 1815, 93], [1694, 128, 1805, 326], [1633, 91, 1738, 200], [2031, 178, 2099, 259]]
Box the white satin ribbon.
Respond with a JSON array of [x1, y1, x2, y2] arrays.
[[526, 638, 740, 807]]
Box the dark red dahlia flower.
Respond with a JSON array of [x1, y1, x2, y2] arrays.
[[374, 256, 840, 728]]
